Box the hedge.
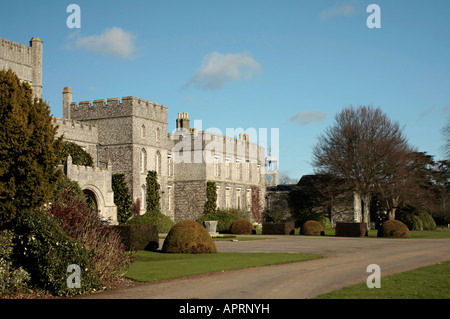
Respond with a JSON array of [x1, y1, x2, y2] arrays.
[[262, 222, 295, 235], [111, 224, 159, 251], [335, 222, 368, 237]]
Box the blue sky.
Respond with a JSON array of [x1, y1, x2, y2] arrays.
[[1, 0, 450, 181]]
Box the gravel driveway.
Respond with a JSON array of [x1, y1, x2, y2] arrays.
[[79, 235, 450, 299]]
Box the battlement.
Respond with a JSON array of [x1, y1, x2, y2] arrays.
[[53, 117, 97, 131], [68, 93, 168, 123], [0, 37, 33, 65], [53, 117, 99, 145], [0, 37, 43, 98]]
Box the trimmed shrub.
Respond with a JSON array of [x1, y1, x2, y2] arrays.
[[197, 211, 240, 233], [127, 210, 175, 233], [377, 220, 410, 238], [230, 219, 254, 234], [9, 209, 102, 296], [262, 222, 295, 235], [415, 210, 436, 230], [112, 224, 159, 251], [396, 209, 436, 231], [162, 220, 217, 254], [335, 222, 368, 237], [313, 215, 332, 229], [397, 211, 422, 230], [300, 220, 324, 236]]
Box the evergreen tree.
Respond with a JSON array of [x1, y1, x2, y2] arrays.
[[0, 70, 61, 227], [204, 181, 217, 215], [146, 170, 160, 212], [112, 173, 132, 224]]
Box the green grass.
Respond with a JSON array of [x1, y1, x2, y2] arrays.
[[316, 260, 450, 299], [125, 251, 321, 282], [322, 228, 450, 239]]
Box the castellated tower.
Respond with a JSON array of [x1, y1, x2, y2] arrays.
[[65, 89, 174, 218], [0, 36, 43, 98]]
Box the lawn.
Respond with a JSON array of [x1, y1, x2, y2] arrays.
[[322, 228, 450, 239], [315, 259, 450, 299], [125, 251, 321, 282]]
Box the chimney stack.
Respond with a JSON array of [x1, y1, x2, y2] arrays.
[[176, 112, 190, 130]]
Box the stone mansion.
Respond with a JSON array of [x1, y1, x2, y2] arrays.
[[1, 36, 278, 224]]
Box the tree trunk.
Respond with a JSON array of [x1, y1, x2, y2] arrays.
[[361, 194, 371, 224], [388, 207, 396, 220]]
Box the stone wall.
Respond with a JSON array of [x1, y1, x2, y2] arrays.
[[174, 180, 207, 221], [66, 156, 117, 224], [0, 37, 42, 98]]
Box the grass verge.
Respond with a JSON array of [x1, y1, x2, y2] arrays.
[[322, 228, 450, 239], [125, 251, 321, 282], [316, 259, 450, 299]]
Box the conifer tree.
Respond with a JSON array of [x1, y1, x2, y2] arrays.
[[204, 181, 217, 215], [146, 170, 160, 212], [0, 69, 61, 227], [112, 173, 132, 224]]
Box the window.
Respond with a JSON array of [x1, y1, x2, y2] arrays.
[[155, 151, 161, 175], [246, 161, 251, 181], [213, 156, 220, 177], [155, 127, 160, 143], [246, 189, 252, 210], [140, 149, 147, 173], [236, 159, 241, 180], [236, 188, 241, 209], [167, 186, 172, 210], [225, 187, 231, 209], [140, 185, 146, 210], [216, 186, 220, 209], [167, 154, 173, 177], [225, 158, 231, 179], [257, 165, 261, 183]]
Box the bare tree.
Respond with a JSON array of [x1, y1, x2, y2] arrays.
[[312, 105, 411, 223]]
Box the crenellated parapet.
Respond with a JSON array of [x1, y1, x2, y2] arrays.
[[53, 117, 99, 144], [0, 37, 43, 98], [69, 95, 168, 123]]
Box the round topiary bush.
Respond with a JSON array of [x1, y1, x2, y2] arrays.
[[377, 220, 410, 238], [230, 219, 254, 234], [300, 220, 324, 236], [162, 219, 217, 254]]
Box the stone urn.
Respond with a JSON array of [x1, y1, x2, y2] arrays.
[[204, 221, 219, 236]]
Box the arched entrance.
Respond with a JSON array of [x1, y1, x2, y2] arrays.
[[83, 188, 99, 213]]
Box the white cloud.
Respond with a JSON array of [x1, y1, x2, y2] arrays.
[[289, 111, 326, 126], [71, 27, 136, 59], [319, 4, 356, 20], [185, 51, 262, 89]]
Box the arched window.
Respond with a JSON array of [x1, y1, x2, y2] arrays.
[[141, 124, 145, 139], [155, 127, 160, 143], [155, 151, 161, 175], [140, 185, 146, 210], [140, 149, 147, 173]]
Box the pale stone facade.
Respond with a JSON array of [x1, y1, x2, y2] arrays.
[[1, 35, 278, 224], [0, 37, 43, 98]]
